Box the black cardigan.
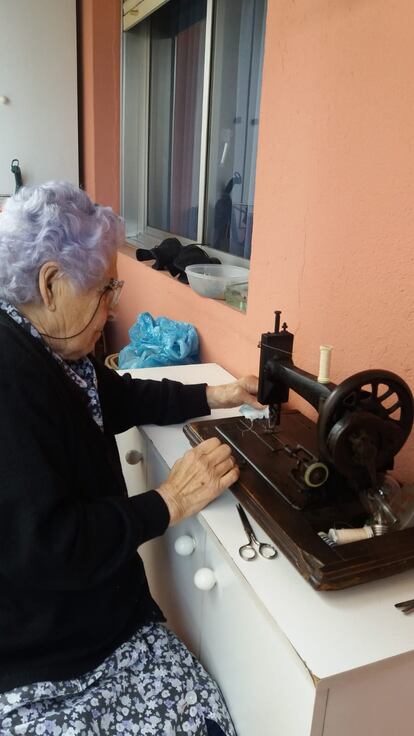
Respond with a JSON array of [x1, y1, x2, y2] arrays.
[[0, 311, 210, 693]]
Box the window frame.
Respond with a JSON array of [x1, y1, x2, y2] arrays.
[[120, 0, 255, 267]]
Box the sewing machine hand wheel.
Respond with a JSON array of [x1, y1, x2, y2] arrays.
[[317, 370, 413, 486]]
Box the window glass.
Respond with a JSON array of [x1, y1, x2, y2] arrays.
[[122, 0, 267, 262], [147, 0, 207, 239], [204, 0, 266, 259]]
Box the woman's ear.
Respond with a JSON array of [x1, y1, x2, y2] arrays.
[[38, 262, 61, 310]]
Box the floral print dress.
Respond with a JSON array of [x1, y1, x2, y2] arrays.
[[0, 625, 236, 736], [0, 303, 236, 736]]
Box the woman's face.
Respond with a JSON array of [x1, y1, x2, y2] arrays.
[[43, 253, 121, 361]]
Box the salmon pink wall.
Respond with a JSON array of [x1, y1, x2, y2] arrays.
[[81, 0, 414, 481], [78, 0, 120, 210]]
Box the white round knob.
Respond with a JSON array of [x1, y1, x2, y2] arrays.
[[174, 535, 195, 557], [0, 95, 9, 105], [194, 567, 216, 591]]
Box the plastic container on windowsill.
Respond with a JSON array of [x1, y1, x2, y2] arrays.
[[224, 281, 249, 312], [185, 264, 249, 300]]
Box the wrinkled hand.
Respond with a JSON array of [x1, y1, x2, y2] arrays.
[[157, 437, 239, 525], [206, 375, 264, 410]]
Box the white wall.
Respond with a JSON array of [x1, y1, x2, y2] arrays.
[[0, 0, 78, 195]]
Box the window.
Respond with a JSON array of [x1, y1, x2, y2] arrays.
[[122, 0, 267, 263]]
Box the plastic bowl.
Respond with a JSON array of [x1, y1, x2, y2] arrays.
[[185, 264, 250, 299]]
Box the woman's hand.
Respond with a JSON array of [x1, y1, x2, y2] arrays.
[[157, 437, 239, 525], [206, 375, 264, 410]]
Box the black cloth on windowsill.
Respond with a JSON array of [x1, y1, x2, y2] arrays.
[[136, 239, 221, 283], [0, 310, 211, 693], [136, 237, 183, 270]]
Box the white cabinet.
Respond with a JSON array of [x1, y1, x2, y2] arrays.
[[141, 514, 206, 658], [311, 653, 414, 736], [141, 440, 206, 657], [118, 429, 315, 736], [199, 530, 315, 736], [115, 425, 147, 496]]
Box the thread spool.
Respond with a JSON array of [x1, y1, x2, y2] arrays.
[[328, 526, 374, 545], [317, 345, 333, 384]]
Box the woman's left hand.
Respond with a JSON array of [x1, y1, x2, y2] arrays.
[[206, 375, 265, 410]]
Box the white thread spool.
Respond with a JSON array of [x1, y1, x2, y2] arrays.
[[328, 526, 374, 545], [317, 345, 333, 384]]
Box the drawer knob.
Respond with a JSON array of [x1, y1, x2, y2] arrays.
[[125, 450, 143, 465], [194, 567, 216, 591], [174, 535, 196, 557]]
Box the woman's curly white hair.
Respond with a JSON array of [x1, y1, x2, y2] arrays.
[[0, 181, 124, 304]]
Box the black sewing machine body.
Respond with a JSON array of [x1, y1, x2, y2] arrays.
[[183, 311, 414, 590], [212, 411, 351, 512]]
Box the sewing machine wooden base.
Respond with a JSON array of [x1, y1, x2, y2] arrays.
[[184, 411, 414, 590]]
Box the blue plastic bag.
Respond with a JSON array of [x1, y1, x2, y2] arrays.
[[118, 312, 200, 369]]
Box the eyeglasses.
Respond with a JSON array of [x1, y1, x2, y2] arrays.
[[101, 278, 125, 307]]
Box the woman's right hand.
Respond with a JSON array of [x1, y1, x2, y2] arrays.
[[157, 437, 239, 525]]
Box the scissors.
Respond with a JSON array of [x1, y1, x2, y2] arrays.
[[394, 597, 414, 614], [236, 504, 278, 561]]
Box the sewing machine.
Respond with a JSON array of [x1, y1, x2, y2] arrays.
[[184, 311, 414, 590]]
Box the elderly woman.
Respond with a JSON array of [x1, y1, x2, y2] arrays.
[[0, 182, 262, 736]]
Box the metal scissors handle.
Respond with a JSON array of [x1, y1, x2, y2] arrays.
[[395, 597, 414, 614], [236, 504, 277, 561]]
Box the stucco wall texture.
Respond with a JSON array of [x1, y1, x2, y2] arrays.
[[81, 0, 414, 481]]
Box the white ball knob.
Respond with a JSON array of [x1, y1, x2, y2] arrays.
[[174, 535, 195, 557], [0, 95, 9, 105], [194, 567, 216, 591]]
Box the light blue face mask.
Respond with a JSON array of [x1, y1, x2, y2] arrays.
[[239, 404, 269, 421]]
